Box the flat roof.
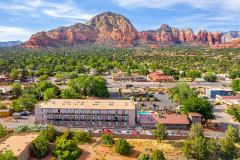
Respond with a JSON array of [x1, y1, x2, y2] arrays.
[[0, 134, 38, 157], [139, 113, 189, 125], [36, 99, 136, 110]]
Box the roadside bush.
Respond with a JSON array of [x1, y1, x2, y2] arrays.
[[30, 135, 50, 158], [14, 125, 28, 133], [72, 131, 92, 144], [115, 139, 131, 155], [101, 134, 114, 145]]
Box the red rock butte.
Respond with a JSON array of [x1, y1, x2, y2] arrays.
[[22, 12, 240, 49]]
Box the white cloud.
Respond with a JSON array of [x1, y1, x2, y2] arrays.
[[114, 0, 240, 12], [0, 0, 95, 21], [0, 25, 35, 41]]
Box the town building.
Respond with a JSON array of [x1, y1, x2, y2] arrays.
[[0, 134, 38, 160], [147, 72, 174, 82], [35, 99, 136, 128], [138, 113, 189, 129], [205, 88, 232, 99], [188, 112, 202, 124], [216, 94, 240, 106]]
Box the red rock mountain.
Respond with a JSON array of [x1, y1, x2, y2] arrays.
[[22, 12, 239, 48]]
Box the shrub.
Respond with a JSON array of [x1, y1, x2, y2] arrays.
[[101, 134, 114, 145], [30, 136, 50, 158], [52, 138, 82, 160], [115, 139, 131, 155], [72, 131, 92, 144], [150, 150, 166, 160], [138, 152, 150, 160], [0, 150, 17, 160], [39, 125, 58, 142]]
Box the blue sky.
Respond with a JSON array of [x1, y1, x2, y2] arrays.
[[0, 0, 240, 41]]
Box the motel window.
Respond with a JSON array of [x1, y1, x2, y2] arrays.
[[122, 110, 126, 115]]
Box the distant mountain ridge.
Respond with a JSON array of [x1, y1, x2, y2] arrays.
[[22, 12, 240, 48], [0, 41, 22, 48]]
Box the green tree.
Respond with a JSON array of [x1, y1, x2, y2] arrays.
[[53, 138, 82, 160], [43, 88, 57, 101], [226, 125, 240, 143], [115, 139, 131, 155], [169, 82, 197, 104], [72, 131, 92, 144], [11, 83, 22, 97], [227, 106, 240, 122], [232, 79, 240, 94], [186, 70, 201, 79], [203, 72, 217, 82], [10, 69, 20, 80], [181, 96, 214, 120], [11, 94, 38, 111], [189, 123, 204, 138], [30, 136, 50, 159], [60, 88, 80, 99], [153, 123, 167, 142], [150, 150, 166, 160], [0, 150, 17, 160], [101, 134, 115, 145], [220, 137, 236, 159], [182, 136, 209, 160]]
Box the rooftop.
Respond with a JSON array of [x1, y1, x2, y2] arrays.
[[0, 134, 38, 157], [188, 112, 202, 117], [220, 94, 240, 100], [139, 113, 189, 125], [36, 99, 136, 110]]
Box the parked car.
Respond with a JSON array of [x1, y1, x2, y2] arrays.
[[20, 111, 31, 116], [146, 130, 153, 135], [113, 129, 121, 134], [122, 130, 131, 134], [13, 113, 23, 119]]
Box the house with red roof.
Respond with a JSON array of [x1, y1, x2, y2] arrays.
[[147, 72, 174, 82], [138, 113, 189, 129]]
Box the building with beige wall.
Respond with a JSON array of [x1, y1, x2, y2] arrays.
[[0, 134, 38, 160], [35, 99, 136, 128]]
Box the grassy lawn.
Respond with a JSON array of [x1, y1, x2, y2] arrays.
[[79, 138, 185, 160]]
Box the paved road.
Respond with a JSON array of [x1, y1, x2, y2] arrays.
[[105, 75, 230, 90], [213, 104, 240, 130]]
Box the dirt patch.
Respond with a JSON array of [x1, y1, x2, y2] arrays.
[[78, 138, 185, 160]]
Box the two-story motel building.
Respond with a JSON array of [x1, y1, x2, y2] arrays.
[[35, 99, 136, 128]]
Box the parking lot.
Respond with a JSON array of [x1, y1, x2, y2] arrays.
[[0, 115, 35, 129]]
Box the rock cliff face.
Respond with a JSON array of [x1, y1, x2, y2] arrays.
[[22, 12, 239, 48], [222, 31, 240, 43]]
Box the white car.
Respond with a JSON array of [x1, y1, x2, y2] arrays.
[[146, 131, 153, 135], [122, 130, 131, 134]]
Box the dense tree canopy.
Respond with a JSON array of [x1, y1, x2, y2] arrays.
[[181, 96, 214, 120]]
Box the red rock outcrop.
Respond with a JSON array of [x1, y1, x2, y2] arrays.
[[22, 12, 234, 48]]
